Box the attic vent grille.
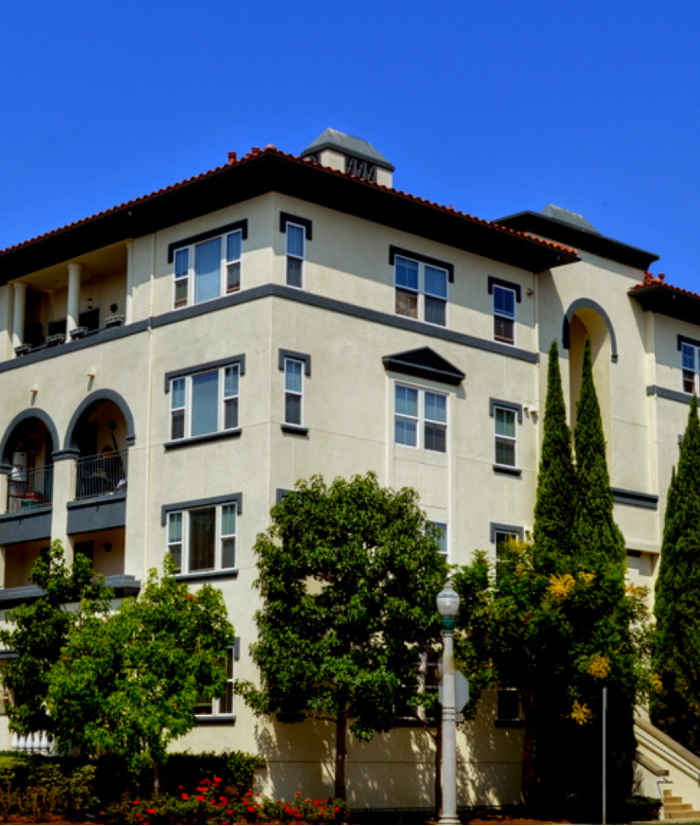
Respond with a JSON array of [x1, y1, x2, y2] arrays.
[[345, 155, 376, 182]]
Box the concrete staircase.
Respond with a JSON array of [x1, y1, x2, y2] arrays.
[[662, 788, 700, 820]]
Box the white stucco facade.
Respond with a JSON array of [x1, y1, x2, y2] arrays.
[[0, 133, 693, 808]]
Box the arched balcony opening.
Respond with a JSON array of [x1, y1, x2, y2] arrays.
[[2, 416, 55, 513], [69, 399, 130, 501]]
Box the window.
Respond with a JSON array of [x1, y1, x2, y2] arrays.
[[167, 501, 238, 574], [491, 523, 523, 584], [395, 385, 447, 453], [286, 223, 305, 288], [173, 229, 243, 308], [278, 350, 311, 432], [394, 255, 448, 326], [494, 406, 516, 467], [493, 284, 516, 344], [195, 644, 236, 717], [496, 687, 523, 724], [682, 340, 700, 394], [280, 213, 312, 289], [428, 521, 448, 559], [169, 363, 240, 441]]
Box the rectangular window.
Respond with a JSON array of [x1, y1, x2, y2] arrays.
[[493, 284, 516, 344], [286, 223, 305, 288], [395, 255, 448, 326], [195, 645, 235, 717], [395, 384, 447, 453], [682, 341, 699, 394], [428, 521, 448, 559], [167, 503, 237, 574], [494, 406, 517, 467], [170, 364, 240, 441], [497, 687, 523, 723], [173, 229, 243, 308], [284, 358, 304, 425]]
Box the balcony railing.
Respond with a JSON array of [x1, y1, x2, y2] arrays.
[[7, 464, 53, 513], [76, 450, 128, 500]]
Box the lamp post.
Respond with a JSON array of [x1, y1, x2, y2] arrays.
[[437, 582, 461, 825]]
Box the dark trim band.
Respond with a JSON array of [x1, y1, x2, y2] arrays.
[[678, 334, 700, 351], [161, 492, 243, 525], [64, 389, 136, 450], [0, 408, 60, 464], [488, 276, 522, 303], [646, 385, 692, 405], [490, 523, 524, 543], [389, 246, 455, 283], [164, 429, 242, 451], [489, 398, 524, 423], [612, 488, 659, 509], [562, 298, 618, 363], [278, 349, 311, 375], [164, 354, 246, 392], [167, 220, 248, 262], [280, 212, 312, 240]]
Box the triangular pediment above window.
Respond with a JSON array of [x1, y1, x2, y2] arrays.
[[382, 347, 465, 386]]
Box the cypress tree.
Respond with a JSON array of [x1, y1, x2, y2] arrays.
[[573, 339, 626, 567], [652, 395, 700, 754], [533, 340, 577, 570]]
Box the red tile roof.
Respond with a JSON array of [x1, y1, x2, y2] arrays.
[[0, 145, 577, 260], [631, 271, 700, 301]]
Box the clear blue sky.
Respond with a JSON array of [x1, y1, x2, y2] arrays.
[[2, 1, 699, 290]]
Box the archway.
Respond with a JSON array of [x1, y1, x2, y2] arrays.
[[0, 411, 58, 512]]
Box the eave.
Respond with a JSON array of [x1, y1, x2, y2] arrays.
[[0, 150, 579, 283], [630, 283, 700, 326]]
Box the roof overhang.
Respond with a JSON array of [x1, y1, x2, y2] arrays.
[[0, 152, 579, 283], [630, 284, 700, 325], [496, 210, 658, 271]]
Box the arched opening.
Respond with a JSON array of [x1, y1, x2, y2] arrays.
[[566, 306, 612, 440], [67, 396, 131, 500], [2, 414, 56, 513]]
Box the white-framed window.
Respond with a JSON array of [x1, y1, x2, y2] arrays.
[[286, 223, 305, 288], [167, 501, 237, 574], [173, 229, 243, 308], [394, 255, 448, 326], [170, 364, 240, 441], [496, 686, 523, 724], [493, 284, 516, 345], [195, 644, 236, 717], [284, 358, 304, 425], [428, 521, 448, 559], [395, 384, 447, 453], [681, 340, 700, 394], [494, 406, 517, 467]]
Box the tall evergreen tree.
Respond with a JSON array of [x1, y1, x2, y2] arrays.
[[573, 340, 626, 567], [533, 340, 577, 569], [652, 395, 700, 754]]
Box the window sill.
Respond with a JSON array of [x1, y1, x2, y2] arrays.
[[281, 424, 309, 436], [493, 465, 522, 477], [495, 719, 524, 728], [165, 429, 241, 450], [174, 569, 238, 583], [195, 715, 236, 726]]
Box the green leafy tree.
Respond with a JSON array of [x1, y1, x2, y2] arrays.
[[652, 394, 700, 754], [237, 472, 448, 799], [0, 540, 112, 737], [45, 560, 233, 792]]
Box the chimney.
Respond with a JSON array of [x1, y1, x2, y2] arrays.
[[300, 129, 394, 187]]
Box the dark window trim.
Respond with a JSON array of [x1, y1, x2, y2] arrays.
[[677, 334, 700, 351], [389, 246, 455, 283], [161, 493, 243, 526], [175, 569, 239, 583], [276, 488, 292, 504], [488, 276, 522, 303], [164, 354, 246, 392], [489, 398, 524, 423], [278, 349, 311, 375], [382, 348, 464, 386], [164, 429, 242, 451], [490, 523, 524, 543], [493, 465, 522, 477], [280, 212, 313, 241], [611, 488, 658, 509], [280, 424, 309, 436], [167, 220, 248, 263], [195, 715, 237, 725]]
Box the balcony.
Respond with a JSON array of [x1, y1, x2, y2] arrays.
[[7, 463, 53, 513], [76, 450, 127, 500]]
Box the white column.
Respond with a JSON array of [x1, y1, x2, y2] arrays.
[[49, 456, 77, 561], [12, 282, 26, 353], [67, 263, 82, 335], [440, 629, 460, 824], [125, 240, 134, 324]]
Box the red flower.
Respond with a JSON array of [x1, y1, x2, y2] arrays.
[[214, 775, 222, 783], [181, 793, 189, 800], [196, 794, 205, 802], [132, 799, 140, 804], [146, 809, 157, 815]]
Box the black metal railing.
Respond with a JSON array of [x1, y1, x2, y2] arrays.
[[76, 450, 128, 500], [7, 464, 53, 512]]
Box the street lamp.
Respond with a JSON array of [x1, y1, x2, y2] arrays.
[[437, 582, 461, 825]]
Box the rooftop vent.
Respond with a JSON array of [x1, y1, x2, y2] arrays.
[[301, 129, 394, 187], [540, 204, 600, 234]]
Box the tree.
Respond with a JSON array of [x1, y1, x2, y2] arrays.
[[0, 540, 112, 737], [236, 472, 448, 800], [652, 395, 700, 754], [45, 559, 234, 792]]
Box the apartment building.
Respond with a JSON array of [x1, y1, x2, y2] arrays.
[[0, 129, 695, 807]]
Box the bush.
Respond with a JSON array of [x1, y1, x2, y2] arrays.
[[114, 777, 346, 825]]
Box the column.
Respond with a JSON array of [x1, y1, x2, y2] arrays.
[[12, 282, 26, 354], [67, 263, 82, 336], [125, 240, 134, 324], [49, 453, 77, 564]]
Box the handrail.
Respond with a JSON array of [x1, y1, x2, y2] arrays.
[[635, 717, 700, 779]]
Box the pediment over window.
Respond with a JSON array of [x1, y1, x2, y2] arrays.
[[382, 347, 465, 386]]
